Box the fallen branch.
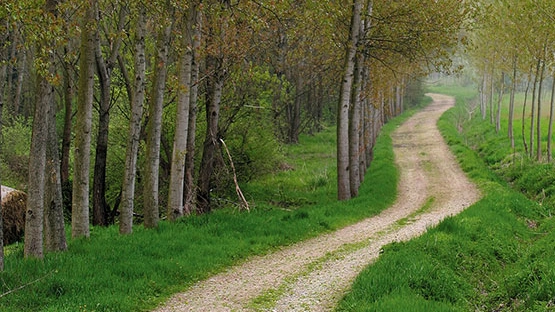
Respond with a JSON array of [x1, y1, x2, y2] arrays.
[[0, 270, 55, 299], [219, 139, 250, 211]]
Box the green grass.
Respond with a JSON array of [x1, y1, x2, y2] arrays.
[[0, 100, 429, 311], [337, 84, 555, 311]]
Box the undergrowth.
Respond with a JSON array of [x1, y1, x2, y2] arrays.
[[337, 85, 555, 311], [0, 100, 428, 311]]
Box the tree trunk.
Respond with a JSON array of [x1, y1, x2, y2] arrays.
[[168, 3, 198, 221], [143, 18, 172, 228], [25, 72, 51, 259], [0, 25, 7, 271], [60, 61, 74, 186], [44, 83, 67, 253], [536, 59, 546, 162], [548, 71, 555, 162], [349, 45, 363, 198], [183, 7, 202, 215], [119, 4, 146, 234], [337, 0, 362, 201], [495, 72, 505, 134], [197, 55, 225, 214], [508, 55, 517, 149], [522, 69, 532, 155], [72, 0, 96, 239], [529, 59, 541, 159]]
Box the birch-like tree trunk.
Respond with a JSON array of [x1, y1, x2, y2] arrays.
[[495, 72, 505, 134], [197, 55, 224, 214], [72, 0, 96, 238], [44, 83, 67, 252], [119, 4, 146, 234], [337, 0, 363, 200], [143, 13, 173, 228], [536, 58, 546, 161], [349, 45, 363, 198], [25, 69, 50, 259], [508, 55, 517, 149], [548, 71, 555, 162], [183, 7, 202, 215], [168, 3, 198, 220], [529, 59, 541, 159]]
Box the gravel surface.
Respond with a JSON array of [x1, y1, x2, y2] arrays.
[[153, 94, 481, 312]]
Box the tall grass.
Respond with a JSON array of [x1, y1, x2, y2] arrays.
[[0, 102, 426, 311], [337, 85, 555, 311]]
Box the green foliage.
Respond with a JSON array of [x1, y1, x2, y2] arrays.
[[0, 117, 32, 189]]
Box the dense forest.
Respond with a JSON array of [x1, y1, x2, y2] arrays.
[[0, 0, 468, 269]]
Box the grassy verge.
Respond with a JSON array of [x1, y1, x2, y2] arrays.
[[337, 85, 555, 311], [0, 100, 428, 311]]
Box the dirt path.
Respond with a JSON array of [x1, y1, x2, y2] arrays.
[[153, 94, 480, 312]]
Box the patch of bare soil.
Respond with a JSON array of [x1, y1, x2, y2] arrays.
[[153, 94, 481, 312]]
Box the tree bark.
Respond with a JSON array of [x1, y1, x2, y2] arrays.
[[44, 83, 67, 253], [349, 44, 363, 198], [548, 71, 555, 162], [0, 23, 7, 270], [92, 4, 125, 226], [495, 72, 505, 134], [60, 60, 74, 186], [508, 55, 517, 149], [24, 72, 51, 259], [119, 3, 146, 234], [143, 14, 172, 228], [337, 0, 362, 201], [529, 59, 541, 159], [536, 58, 546, 162], [197, 55, 225, 214], [168, 3, 198, 221], [72, 0, 96, 239]]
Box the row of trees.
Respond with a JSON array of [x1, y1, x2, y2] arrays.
[[336, 0, 468, 200], [0, 0, 467, 269], [469, 0, 555, 161]]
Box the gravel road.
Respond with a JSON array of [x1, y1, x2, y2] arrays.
[[153, 93, 481, 312]]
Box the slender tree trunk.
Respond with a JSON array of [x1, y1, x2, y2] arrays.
[[60, 62, 74, 186], [489, 69, 494, 124], [183, 7, 202, 215], [143, 17, 172, 228], [495, 72, 505, 134], [529, 59, 541, 159], [548, 71, 555, 162], [25, 72, 51, 259], [349, 45, 363, 198], [508, 55, 517, 149], [44, 85, 67, 252], [168, 3, 198, 221], [0, 25, 7, 270], [480, 74, 487, 120], [72, 0, 96, 239], [536, 59, 546, 162], [337, 0, 362, 201], [119, 4, 146, 234], [197, 55, 225, 214], [522, 70, 532, 155]]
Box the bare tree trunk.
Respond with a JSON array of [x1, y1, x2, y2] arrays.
[[72, 0, 96, 239], [529, 59, 541, 159], [183, 7, 202, 215], [508, 55, 517, 149], [60, 62, 74, 186], [536, 59, 546, 162], [0, 22, 7, 270], [522, 69, 532, 155], [92, 5, 125, 226], [44, 84, 67, 252], [495, 72, 505, 134], [349, 47, 363, 198], [337, 0, 362, 201], [143, 15, 172, 228], [168, 3, 198, 221], [548, 71, 555, 162], [25, 72, 51, 259], [119, 4, 146, 234], [480, 74, 487, 120], [197, 55, 225, 214]]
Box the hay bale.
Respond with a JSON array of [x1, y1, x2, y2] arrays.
[[1, 186, 27, 245]]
